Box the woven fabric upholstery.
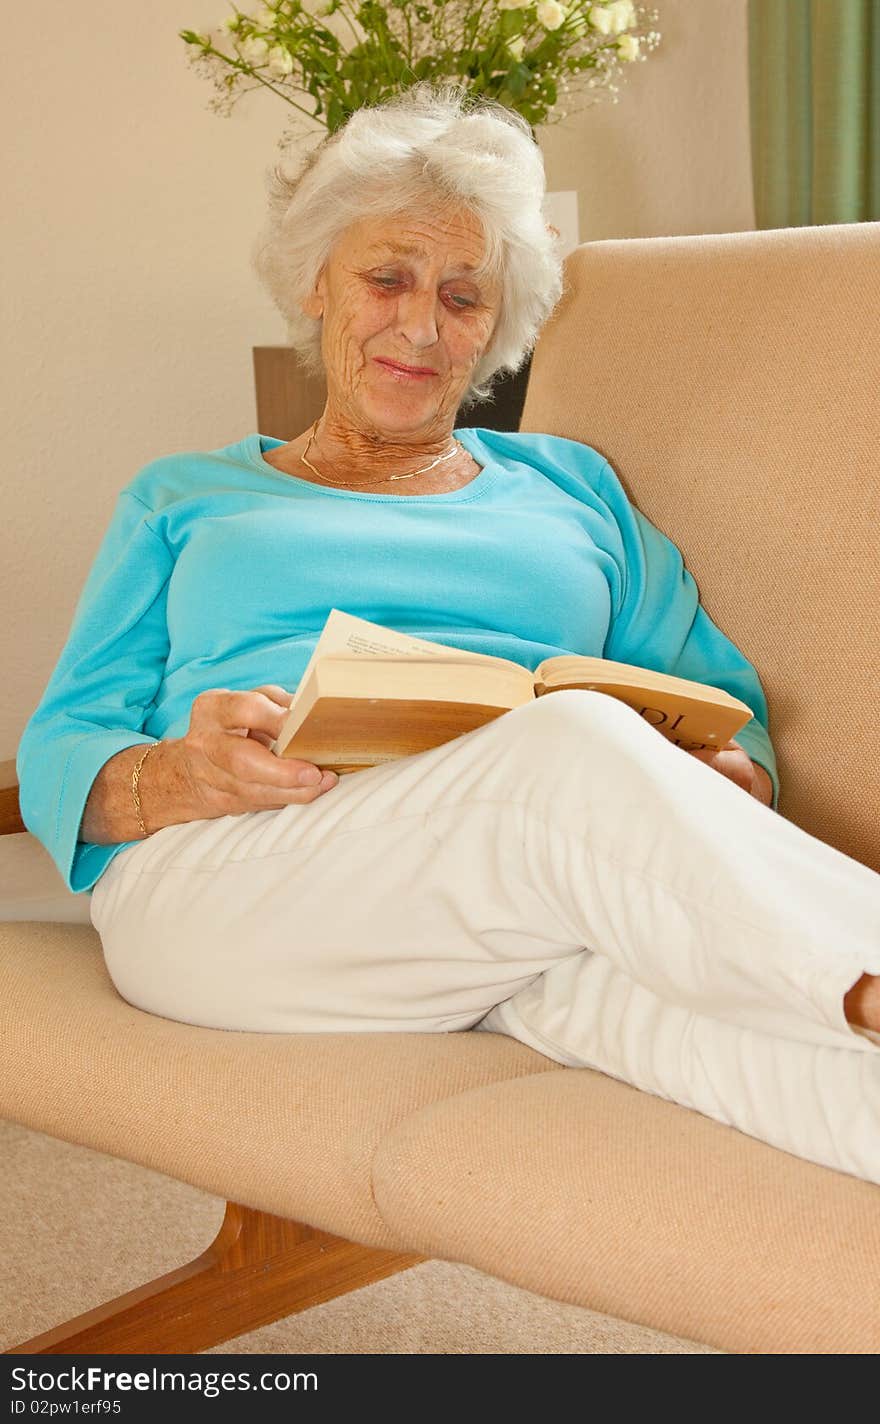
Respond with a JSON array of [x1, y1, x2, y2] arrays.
[[521, 221, 880, 872], [372, 1068, 880, 1354], [0, 922, 553, 1249]]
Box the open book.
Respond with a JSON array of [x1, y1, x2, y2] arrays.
[[271, 609, 754, 774]]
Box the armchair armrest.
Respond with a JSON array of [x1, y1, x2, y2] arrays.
[[0, 759, 25, 836]]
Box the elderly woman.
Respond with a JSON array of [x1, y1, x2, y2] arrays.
[[18, 86, 880, 1186]]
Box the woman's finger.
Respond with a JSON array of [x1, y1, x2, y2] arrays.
[[189, 738, 337, 812], [251, 684, 293, 709], [209, 730, 324, 787], [246, 688, 291, 748], [712, 749, 754, 791], [184, 688, 334, 799], [189, 688, 292, 741]]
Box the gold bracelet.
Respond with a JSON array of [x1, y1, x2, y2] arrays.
[[131, 741, 162, 838]]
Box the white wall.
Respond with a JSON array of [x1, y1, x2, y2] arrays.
[[1, 0, 754, 755], [542, 0, 755, 241]]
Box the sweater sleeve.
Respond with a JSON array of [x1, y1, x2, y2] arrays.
[[16, 490, 174, 893], [597, 460, 780, 809]]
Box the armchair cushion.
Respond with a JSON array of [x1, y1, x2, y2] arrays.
[[0, 921, 554, 1251], [373, 1064, 880, 1354]]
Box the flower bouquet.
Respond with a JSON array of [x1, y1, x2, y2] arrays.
[[180, 0, 661, 140]]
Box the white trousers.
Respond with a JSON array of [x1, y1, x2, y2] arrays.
[[90, 691, 880, 1185]]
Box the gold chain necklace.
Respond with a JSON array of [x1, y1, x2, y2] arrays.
[[299, 419, 461, 487]]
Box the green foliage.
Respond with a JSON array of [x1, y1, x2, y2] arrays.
[[180, 1, 658, 135]]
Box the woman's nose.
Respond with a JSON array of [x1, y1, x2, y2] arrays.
[[394, 289, 439, 350]]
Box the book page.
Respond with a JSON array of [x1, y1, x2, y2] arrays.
[[315, 609, 521, 664], [535, 653, 750, 712], [273, 609, 530, 754]]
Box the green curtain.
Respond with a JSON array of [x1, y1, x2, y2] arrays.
[[748, 0, 880, 226]]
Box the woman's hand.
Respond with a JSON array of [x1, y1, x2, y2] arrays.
[[178, 685, 339, 819], [685, 739, 773, 806]]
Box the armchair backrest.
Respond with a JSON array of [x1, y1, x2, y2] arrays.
[[521, 221, 880, 872]]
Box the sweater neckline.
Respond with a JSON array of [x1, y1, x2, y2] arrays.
[[240, 428, 500, 503]]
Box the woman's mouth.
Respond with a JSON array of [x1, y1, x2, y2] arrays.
[[373, 357, 437, 381]]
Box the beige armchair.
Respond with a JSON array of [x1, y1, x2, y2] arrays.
[[2, 219, 878, 1355]]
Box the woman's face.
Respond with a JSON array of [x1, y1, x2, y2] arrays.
[[302, 205, 501, 437]]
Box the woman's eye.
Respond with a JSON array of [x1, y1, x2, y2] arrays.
[[368, 275, 477, 308]]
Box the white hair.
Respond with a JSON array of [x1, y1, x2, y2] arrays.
[[251, 83, 565, 405]]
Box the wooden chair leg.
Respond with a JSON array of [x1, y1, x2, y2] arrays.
[[6, 1202, 423, 1355]]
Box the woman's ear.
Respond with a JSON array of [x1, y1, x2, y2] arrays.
[[301, 267, 325, 320]]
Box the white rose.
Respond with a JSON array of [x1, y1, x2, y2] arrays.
[[267, 43, 294, 76], [605, 0, 636, 33], [617, 33, 639, 60], [536, 0, 566, 30], [587, 5, 614, 35], [241, 35, 270, 62], [257, 6, 278, 25], [221, 15, 240, 31], [507, 35, 526, 59]]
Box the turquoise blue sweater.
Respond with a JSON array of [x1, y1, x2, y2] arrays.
[[17, 427, 779, 894]]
